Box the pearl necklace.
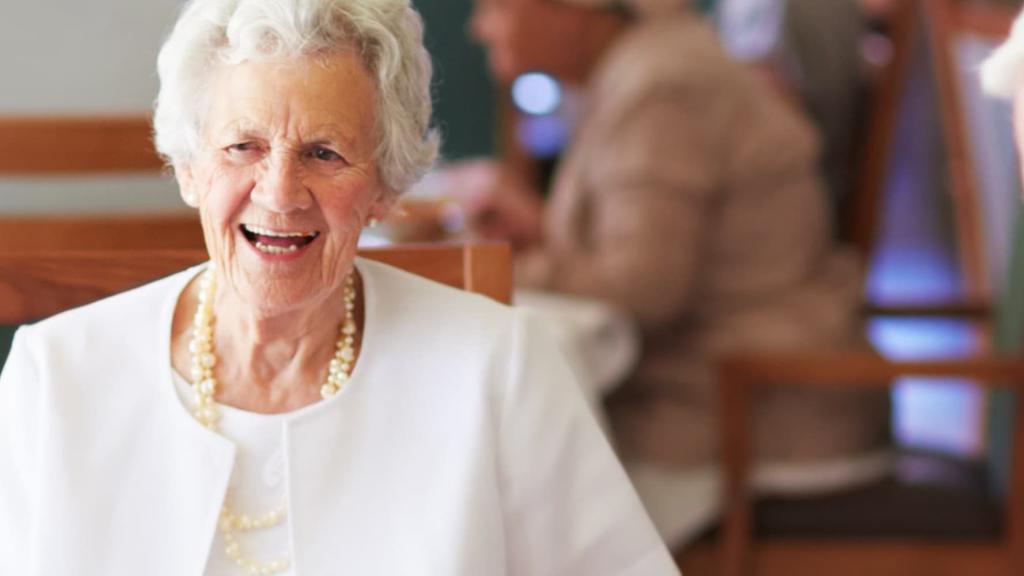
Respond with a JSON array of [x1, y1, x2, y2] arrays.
[[189, 268, 357, 574]]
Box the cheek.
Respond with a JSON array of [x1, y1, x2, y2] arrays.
[[203, 168, 253, 224], [320, 182, 378, 229]]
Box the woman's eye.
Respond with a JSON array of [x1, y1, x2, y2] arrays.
[[312, 146, 343, 162], [226, 142, 259, 155]]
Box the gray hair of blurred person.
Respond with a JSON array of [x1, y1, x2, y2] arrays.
[[981, 9, 1024, 99], [153, 0, 440, 196]]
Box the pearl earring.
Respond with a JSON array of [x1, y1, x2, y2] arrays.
[[368, 218, 379, 229]]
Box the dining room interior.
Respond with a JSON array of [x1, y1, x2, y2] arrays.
[[3, 0, 1024, 574]]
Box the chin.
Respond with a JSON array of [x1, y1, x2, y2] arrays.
[[221, 259, 317, 316], [239, 279, 325, 317]]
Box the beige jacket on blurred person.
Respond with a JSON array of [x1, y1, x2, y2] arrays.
[[517, 14, 891, 468]]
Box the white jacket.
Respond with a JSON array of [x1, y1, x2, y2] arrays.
[[0, 258, 678, 575]]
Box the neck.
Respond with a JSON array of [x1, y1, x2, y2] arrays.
[[216, 284, 345, 353], [213, 288, 344, 386], [172, 269, 360, 413]]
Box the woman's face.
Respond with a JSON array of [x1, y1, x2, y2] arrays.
[[178, 51, 389, 317]]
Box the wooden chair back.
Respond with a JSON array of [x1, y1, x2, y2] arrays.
[[0, 242, 512, 324], [0, 116, 160, 175], [849, 0, 918, 259], [0, 116, 198, 249], [923, 0, 1017, 302], [0, 215, 206, 252], [852, 0, 1016, 301]]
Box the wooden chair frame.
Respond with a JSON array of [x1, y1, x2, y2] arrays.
[[0, 214, 206, 252], [922, 0, 1017, 302], [0, 116, 160, 175], [704, 353, 1024, 576], [0, 242, 512, 324], [850, 0, 919, 259], [851, 0, 1013, 316], [674, 6, 1021, 573]]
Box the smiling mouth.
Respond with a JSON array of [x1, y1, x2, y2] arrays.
[[240, 224, 320, 255]]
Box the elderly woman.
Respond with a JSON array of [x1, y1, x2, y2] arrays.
[[468, 0, 892, 547], [0, 1, 680, 574]]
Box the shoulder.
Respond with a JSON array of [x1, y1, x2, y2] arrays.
[[2, 265, 197, 442], [595, 15, 739, 105], [586, 15, 757, 159], [354, 256, 570, 426], [357, 256, 560, 384], [357, 256, 515, 334]]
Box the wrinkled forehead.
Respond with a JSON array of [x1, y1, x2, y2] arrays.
[[201, 53, 378, 150]]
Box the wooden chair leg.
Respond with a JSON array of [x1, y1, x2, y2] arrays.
[[720, 363, 753, 576]]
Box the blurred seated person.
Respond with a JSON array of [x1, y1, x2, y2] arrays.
[[466, 0, 892, 547]]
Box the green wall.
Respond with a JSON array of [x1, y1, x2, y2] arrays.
[[416, 0, 496, 160], [0, 326, 15, 373]]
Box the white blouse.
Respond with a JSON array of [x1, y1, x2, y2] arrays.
[[0, 258, 679, 575], [172, 372, 295, 575]]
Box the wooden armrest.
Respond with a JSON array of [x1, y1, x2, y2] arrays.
[[719, 351, 1024, 388]]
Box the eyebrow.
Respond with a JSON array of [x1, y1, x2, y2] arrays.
[[213, 119, 264, 142], [216, 119, 360, 150], [306, 123, 360, 150]]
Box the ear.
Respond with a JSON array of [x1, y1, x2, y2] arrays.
[[369, 189, 397, 223], [174, 161, 200, 208]]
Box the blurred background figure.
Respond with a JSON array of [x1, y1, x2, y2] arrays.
[[464, 0, 892, 547]]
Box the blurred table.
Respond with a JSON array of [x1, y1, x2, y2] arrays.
[[513, 288, 639, 400]]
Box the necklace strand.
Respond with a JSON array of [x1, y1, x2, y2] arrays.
[[190, 268, 357, 574]]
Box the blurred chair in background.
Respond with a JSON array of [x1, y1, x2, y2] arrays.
[[703, 355, 1024, 576], [674, 1, 1024, 574]]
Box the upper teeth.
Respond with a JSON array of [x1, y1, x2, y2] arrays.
[[254, 242, 300, 254], [244, 224, 317, 238]]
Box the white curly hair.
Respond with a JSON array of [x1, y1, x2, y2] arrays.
[[153, 0, 440, 195], [981, 7, 1024, 99]]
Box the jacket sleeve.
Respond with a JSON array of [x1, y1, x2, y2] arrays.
[[0, 327, 38, 572], [517, 90, 724, 332], [497, 310, 680, 576]]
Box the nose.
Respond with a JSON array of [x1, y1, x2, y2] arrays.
[[250, 152, 313, 213]]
